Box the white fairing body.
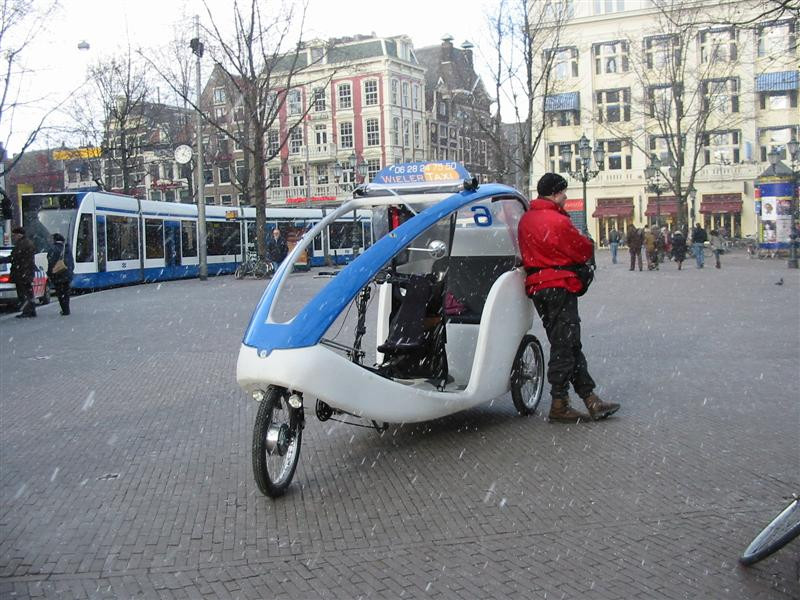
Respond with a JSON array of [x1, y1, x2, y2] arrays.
[[237, 269, 534, 423]]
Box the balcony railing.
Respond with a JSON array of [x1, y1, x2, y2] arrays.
[[265, 183, 352, 205]]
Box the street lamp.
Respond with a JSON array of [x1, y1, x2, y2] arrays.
[[688, 186, 697, 227], [784, 140, 799, 268], [334, 154, 368, 260], [644, 155, 675, 229], [563, 134, 604, 234]]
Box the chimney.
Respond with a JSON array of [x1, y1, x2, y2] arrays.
[[441, 34, 454, 63], [461, 40, 474, 70]]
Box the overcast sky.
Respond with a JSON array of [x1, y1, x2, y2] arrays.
[[3, 0, 495, 156]]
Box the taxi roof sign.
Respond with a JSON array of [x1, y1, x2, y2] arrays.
[[371, 161, 471, 185]]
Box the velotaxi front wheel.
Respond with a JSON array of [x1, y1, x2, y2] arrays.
[[252, 386, 303, 497], [511, 334, 545, 416], [740, 496, 800, 566]]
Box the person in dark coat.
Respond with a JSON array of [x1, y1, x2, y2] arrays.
[[265, 227, 289, 272], [626, 227, 644, 271], [47, 233, 74, 315], [671, 230, 687, 270], [0, 226, 37, 317], [518, 173, 620, 423]]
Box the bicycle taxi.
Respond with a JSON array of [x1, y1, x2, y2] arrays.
[[237, 162, 545, 497]]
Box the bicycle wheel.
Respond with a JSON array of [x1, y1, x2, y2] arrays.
[[510, 334, 545, 416], [252, 386, 303, 497], [234, 265, 244, 279], [253, 261, 269, 278], [740, 497, 800, 566]]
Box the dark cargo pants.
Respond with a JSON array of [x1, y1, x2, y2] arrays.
[[531, 287, 595, 400]]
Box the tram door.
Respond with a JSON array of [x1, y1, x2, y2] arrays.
[[96, 215, 106, 272], [164, 221, 181, 267]]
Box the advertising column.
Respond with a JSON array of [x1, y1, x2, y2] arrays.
[[756, 175, 793, 251]]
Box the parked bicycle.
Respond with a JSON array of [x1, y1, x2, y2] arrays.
[[234, 253, 273, 279], [740, 493, 800, 566]]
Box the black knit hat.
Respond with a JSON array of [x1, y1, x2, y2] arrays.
[[52, 233, 65, 242], [537, 173, 568, 197], [11, 226, 25, 235]]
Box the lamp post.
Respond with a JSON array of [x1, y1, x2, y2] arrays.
[[333, 154, 368, 260], [563, 134, 603, 235], [190, 16, 207, 280], [644, 155, 674, 229], [688, 186, 697, 231]]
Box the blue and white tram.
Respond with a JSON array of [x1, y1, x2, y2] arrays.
[[20, 190, 372, 290]]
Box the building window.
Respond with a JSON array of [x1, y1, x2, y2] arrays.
[[703, 78, 740, 113], [367, 159, 381, 180], [596, 139, 632, 170], [548, 47, 578, 80], [391, 117, 400, 145], [703, 131, 740, 165], [759, 127, 796, 162], [390, 78, 399, 105], [465, 137, 472, 163], [287, 89, 302, 115], [699, 27, 737, 63], [648, 84, 681, 118], [596, 88, 631, 122], [221, 194, 232, 206], [365, 118, 380, 146], [291, 165, 304, 187], [338, 83, 352, 109], [218, 164, 231, 184], [314, 124, 328, 147], [238, 194, 248, 206], [413, 121, 421, 148], [364, 80, 378, 106], [548, 109, 580, 127], [649, 135, 676, 165], [316, 164, 328, 184], [235, 159, 246, 183], [267, 130, 280, 156], [403, 119, 410, 147], [214, 107, 227, 122], [758, 20, 796, 57], [204, 196, 215, 205], [217, 134, 229, 156], [593, 41, 629, 74], [213, 87, 226, 104], [548, 142, 578, 173], [203, 167, 213, 186], [289, 128, 303, 154], [233, 105, 244, 122], [760, 90, 798, 110], [339, 121, 353, 149], [644, 35, 681, 69], [438, 100, 448, 118], [402, 81, 410, 107], [313, 88, 326, 112], [412, 84, 420, 110], [593, 0, 624, 14], [268, 167, 281, 188]]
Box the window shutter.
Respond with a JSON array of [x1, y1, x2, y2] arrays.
[[759, 94, 766, 110], [704, 150, 710, 164], [732, 96, 739, 113], [624, 106, 630, 121], [791, 91, 798, 108], [733, 149, 740, 163]]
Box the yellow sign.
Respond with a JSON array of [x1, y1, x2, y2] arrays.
[[225, 210, 237, 220], [52, 147, 102, 161]]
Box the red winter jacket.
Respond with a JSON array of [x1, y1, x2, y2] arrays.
[[518, 198, 594, 296]]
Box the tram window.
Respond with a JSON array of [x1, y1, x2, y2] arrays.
[[181, 221, 198, 257], [145, 219, 165, 259], [207, 221, 241, 255], [246, 222, 256, 251], [75, 213, 94, 262], [328, 221, 360, 249], [106, 216, 139, 261]]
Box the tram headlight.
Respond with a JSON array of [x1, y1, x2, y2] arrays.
[[252, 389, 266, 402], [288, 393, 302, 409]]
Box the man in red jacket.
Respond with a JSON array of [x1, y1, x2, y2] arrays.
[[519, 173, 620, 423]]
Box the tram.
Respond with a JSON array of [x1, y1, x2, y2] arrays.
[[19, 190, 372, 290]]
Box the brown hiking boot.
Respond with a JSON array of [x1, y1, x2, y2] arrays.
[[548, 397, 590, 423], [582, 393, 620, 421]]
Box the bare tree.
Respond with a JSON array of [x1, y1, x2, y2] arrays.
[[0, 0, 59, 173], [147, 0, 332, 260], [480, 0, 571, 194]]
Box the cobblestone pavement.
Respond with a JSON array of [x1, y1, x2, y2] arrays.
[[1, 251, 798, 599]]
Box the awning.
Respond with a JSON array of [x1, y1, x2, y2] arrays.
[[644, 197, 679, 216], [755, 70, 799, 92], [700, 193, 742, 214], [593, 203, 633, 218], [545, 92, 580, 112]]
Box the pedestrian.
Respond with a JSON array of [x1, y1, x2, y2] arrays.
[[627, 226, 644, 271], [709, 229, 724, 269], [671, 230, 687, 270], [0, 226, 37, 318], [518, 172, 620, 423], [660, 226, 671, 262], [266, 227, 289, 273], [691, 222, 707, 268], [608, 227, 620, 264], [47, 233, 74, 315], [644, 227, 659, 270]]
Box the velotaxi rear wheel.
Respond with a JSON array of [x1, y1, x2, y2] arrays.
[[252, 386, 303, 497], [511, 335, 545, 416]]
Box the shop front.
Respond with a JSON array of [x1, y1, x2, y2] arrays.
[[645, 196, 679, 229], [592, 197, 635, 244], [699, 193, 742, 237]]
